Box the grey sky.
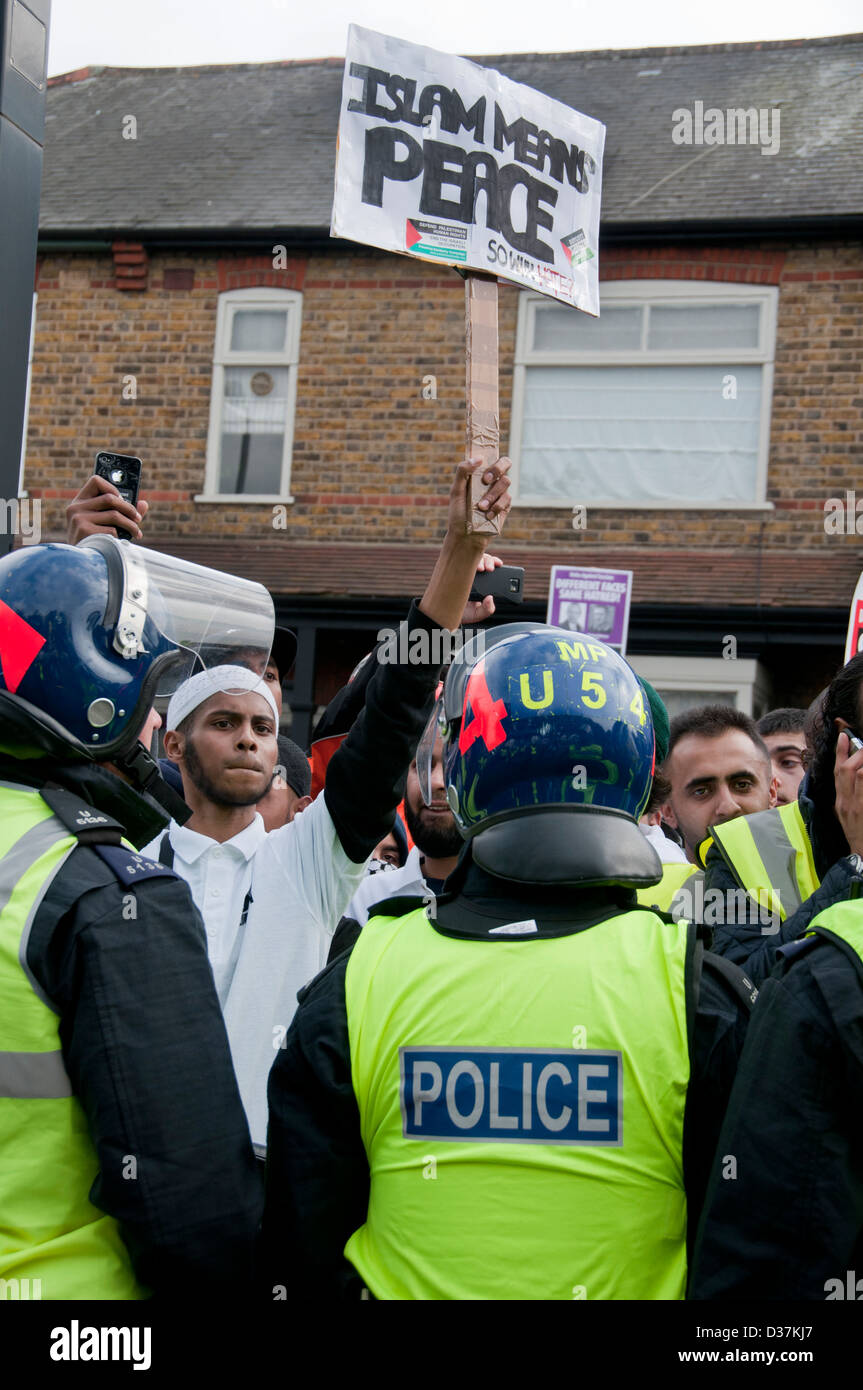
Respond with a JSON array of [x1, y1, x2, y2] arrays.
[[47, 0, 862, 76]]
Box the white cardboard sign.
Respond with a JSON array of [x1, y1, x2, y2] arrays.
[[332, 25, 605, 314]]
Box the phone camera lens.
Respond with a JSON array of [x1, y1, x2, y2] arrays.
[[110, 469, 125, 484]]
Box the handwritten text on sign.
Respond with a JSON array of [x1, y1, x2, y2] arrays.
[[332, 26, 605, 313]]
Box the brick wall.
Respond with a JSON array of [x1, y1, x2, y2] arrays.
[[25, 239, 862, 555]]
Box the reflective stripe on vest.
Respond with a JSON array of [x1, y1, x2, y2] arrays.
[[343, 905, 691, 1301], [709, 802, 820, 923], [0, 783, 146, 1299], [0, 1050, 73, 1099]]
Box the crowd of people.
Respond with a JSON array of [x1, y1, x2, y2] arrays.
[[1, 458, 862, 1303]]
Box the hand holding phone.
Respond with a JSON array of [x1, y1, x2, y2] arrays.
[[469, 565, 524, 605], [66, 465, 146, 545], [94, 452, 142, 510], [834, 726, 863, 857]]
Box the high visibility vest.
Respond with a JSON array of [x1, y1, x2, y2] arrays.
[[708, 802, 820, 924], [343, 904, 692, 1301], [636, 861, 699, 913], [0, 782, 146, 1300], [808, 900, 863, 969]]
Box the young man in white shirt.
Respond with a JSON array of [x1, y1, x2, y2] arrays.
[[142, 456, 511, 1151]]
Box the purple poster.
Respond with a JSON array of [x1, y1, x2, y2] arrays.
[[546, 566, 633, 654]]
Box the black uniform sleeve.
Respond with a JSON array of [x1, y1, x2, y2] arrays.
[[705, 840, 860, 985], [327, 915, 363, 963], [323, 600, 441, 864], [311, 649, 377, 747], [690, 943, 863, 1299], [27, 849, 262, 1298], [263, 951, 367, 1302], [683, 956, 752, 1260]]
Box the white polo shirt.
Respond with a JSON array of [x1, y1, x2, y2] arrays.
[[142, 793, 367, 1150]]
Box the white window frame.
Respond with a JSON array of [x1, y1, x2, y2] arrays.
[[510, 280, 778, 510], [199, 287, 301, 503], [627, 655, 772, 719]]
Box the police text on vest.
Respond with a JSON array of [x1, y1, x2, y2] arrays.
[[400, 1047, 622, 1144]]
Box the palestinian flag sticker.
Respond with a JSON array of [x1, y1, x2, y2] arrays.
[[561, 229, 594, 268], [405, 218, 468, 262]]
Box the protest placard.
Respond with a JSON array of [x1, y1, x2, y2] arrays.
[[547, 566, 633, 654], [332, 26, 605, 533], [332, 25, 605, 314]]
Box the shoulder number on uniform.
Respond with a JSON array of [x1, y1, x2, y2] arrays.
[[91, 843, 179, 887]]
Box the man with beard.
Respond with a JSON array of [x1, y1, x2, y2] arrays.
[[332, 725, 462, 956], [660, 706, 778, 866]]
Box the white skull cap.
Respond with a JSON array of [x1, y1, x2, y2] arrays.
[[165, 664, 278, 732]]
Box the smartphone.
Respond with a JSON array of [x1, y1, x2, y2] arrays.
[[469, 565, 524, 604], [846, 729, 863, 753], [94, 451, 142, 509]]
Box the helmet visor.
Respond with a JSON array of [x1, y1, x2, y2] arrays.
[[416, 695, 446, 807], [81, 537, 275, 697]]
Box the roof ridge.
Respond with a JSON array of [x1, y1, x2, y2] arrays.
[[47, 55, 348, 86], [477, 31, 863, 62], [46, 29, 863, 86]]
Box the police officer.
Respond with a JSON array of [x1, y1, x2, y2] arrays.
[[263, 626, 755, 1301], [0, 536, 269, 1299], [704, 653, 863, 984], [691, 882, 863, 1299]]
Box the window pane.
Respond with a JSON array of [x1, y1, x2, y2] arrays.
[[647, 303, 760, 351], [532, 303, 642, 353], [230, 309, 288, 352], [518, 364, 762, 504], [655, 689, 737, 720], [219, 366, 289, 494]]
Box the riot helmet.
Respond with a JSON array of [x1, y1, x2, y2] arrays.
[[0, 537, 274, 787], [417, 624, 662, 888]]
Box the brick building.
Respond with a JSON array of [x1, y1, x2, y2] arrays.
[[24, 32, 863, 743]]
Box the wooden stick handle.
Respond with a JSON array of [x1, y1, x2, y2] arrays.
[[465, 272, 501, 535]]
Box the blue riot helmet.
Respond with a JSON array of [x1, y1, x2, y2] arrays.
[[418, 624, 662, 889], [0, 537, 274, 785]]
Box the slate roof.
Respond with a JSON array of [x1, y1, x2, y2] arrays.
[[40, 32, 863, 236]]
